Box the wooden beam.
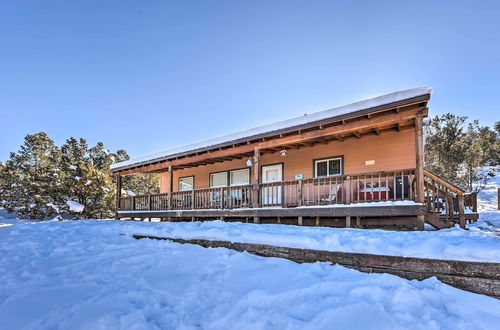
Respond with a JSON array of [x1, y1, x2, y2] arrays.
[[252, 148, 260, 208], [373, 128, 380, 135], [115, 175, 122, 219], [415, 114, 425, 231], [353, 132, 361, 139], [167, 165, 173, 209]]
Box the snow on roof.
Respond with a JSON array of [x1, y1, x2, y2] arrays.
[[111, 87, 432, 170]]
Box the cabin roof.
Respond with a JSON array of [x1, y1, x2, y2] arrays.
[[111, 87, 432, 172]]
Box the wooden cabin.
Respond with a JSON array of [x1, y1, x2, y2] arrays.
[[111, 87, 478, 230]]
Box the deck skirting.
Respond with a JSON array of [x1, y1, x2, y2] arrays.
[[117, 204, 425, 219]]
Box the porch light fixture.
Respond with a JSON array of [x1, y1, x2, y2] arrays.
[[280, 149, 287, 157], [246, 158, 252, 167]]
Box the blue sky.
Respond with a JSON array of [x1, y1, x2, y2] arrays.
[[1, 0, 499, 161]]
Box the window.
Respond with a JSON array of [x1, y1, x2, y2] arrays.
[[210, 168, 250, 187], [230, 169, 250, 186], [179, 176, 194, 191], [210, 172, 228, 187], [314, 157, 342, 177]]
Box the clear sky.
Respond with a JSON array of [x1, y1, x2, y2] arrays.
[[1, 0, 499, 161]]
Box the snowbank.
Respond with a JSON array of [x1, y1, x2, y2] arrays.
[[0, 219, 498, 329], [122, 219, 500, 263], [66, 200, 84, 213]]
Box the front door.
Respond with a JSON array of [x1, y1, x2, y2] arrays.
[[261, 164, 283, 205]]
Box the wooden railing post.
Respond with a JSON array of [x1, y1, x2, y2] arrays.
[[148, 194, 152, 211], [191, 190, 195, 209], [132, 196, 136, 211], [344, 176, 351, 204], [219, 187, 225, 209], [297, 179, 303, 206], [457, 194, 466, 229]]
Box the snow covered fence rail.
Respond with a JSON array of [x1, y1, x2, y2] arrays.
[[133, 234, 500, 298]]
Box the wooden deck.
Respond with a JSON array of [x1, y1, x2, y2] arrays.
[[116, 168, 478, 229]]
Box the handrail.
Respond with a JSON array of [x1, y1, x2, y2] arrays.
[[423, 168, 464, 195]]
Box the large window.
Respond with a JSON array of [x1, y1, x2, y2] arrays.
[[230, 169, 250, 186], [210, 168, 250, 187], [179, 176, 194, 191], [210, 172, 228, 188], [314, 157, 342, 177]]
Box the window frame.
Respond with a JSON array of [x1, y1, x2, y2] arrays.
[[229, 168, 250, 186], [209, 171, 229, 188], [313, 156, 344, 178], [178, 175, 195, 191], [209, 167, 250, 188]]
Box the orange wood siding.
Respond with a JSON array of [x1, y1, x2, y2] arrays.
[[160, 128, 416, 192]]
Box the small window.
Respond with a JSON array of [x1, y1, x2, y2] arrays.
[[314, 157, 342, 177], [230, 169, 250, 186], [179, 176, 194, 191], [210, 172, 228, 188]]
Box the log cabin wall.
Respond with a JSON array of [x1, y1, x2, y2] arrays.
[[160, 128, 416, 193]]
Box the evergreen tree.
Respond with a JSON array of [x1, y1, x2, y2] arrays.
[[460, 121, 499, 191], [61, 138, 119, 219], [2, 133, 65, 219], [425, 114, 467, 183], [425, 114, 499, 192], [113, 151, 160, 196]]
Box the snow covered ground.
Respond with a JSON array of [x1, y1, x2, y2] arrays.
[[1, 218, 499, 329], [477, 172, 500, 212]]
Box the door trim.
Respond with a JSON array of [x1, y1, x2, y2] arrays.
[[260, 162, 284, 183]]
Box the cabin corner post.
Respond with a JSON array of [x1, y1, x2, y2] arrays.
[[115, 174, 122, 219], [167, 165, 173, 210], [252, 148, 260, 208], [415, 112, 425, 230]]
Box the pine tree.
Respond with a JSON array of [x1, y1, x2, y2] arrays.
[[2, 133, 65, 219], [61, 138, 119, 219], [460, 121, 499, 192], [112, 151, 160, 196], [425, 114, 499, 192], [425, 114, 467, 184]]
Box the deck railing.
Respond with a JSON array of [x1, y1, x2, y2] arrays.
[[118, 169, 416, 211]]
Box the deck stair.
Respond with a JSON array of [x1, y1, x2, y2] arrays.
[[425, 212, 453, 230], [423, 169, 479, 229]]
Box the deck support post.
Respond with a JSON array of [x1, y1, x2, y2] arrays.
[[191, 216, 195, 222], [277, 216, 281, 224], [415, 112, 425, 231], [254, 216, 260, 224], [115, 174, 122, 219], [356, 216, 361, 227], [315, 216, 320, 226], [346, 215, 351, 228], [252, 148, 260, 208], [298, 216, 303, 226], [458, 194, 465, 229]]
